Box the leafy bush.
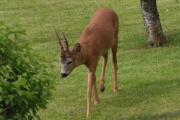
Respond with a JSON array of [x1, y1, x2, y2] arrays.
[[0, 21, 54, 120]]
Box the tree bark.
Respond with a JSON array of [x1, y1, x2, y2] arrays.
[[141, 0, 166, 46]]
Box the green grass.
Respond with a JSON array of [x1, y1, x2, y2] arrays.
[[1, 0, 180, 119]]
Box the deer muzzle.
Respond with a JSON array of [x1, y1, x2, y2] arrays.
[[61, 73, 69, 78]]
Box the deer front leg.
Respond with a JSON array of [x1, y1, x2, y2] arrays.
[[87, 71, 97, 117], [93, 73, 99, 104], [100, 52, 108, 92]]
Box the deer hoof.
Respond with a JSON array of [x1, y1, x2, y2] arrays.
[[100, 88, 105, 92]]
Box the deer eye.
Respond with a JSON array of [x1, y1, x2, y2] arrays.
[[67, 61, 72, 65]]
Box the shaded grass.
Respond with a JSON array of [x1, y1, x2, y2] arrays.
[[0, 0, 180, 119]]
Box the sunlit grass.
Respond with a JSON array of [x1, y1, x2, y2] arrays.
[[0, 0, 180, 119]]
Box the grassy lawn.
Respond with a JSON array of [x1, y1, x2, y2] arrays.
[[1, 0, 180, 119]]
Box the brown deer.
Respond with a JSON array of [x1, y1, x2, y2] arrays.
[[55, 7, 119, 117]]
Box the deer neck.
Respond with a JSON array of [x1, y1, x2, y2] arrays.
[[74, 50, 87, 67]]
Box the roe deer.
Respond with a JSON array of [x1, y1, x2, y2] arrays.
[[55, 7, 119, 117]]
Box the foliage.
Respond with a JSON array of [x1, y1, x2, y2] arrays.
[[0, 21, 54, 120], [0, 0, 179, 119]]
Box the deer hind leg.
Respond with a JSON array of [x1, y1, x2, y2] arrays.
[[100, 52, 108, 92], [112, 36, 118, 92]]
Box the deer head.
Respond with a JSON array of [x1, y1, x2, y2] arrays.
[[55, 30, 81, 78]]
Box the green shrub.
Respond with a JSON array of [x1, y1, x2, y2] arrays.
[[0, 21, 54, 120]]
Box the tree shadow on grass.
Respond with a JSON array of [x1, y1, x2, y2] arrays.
[[165, 29, 180, 47], [124, 28, 180, 50]]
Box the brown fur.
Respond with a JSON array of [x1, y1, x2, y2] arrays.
[[56, 7, 119, 118]]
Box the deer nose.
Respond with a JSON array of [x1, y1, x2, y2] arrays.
[[61, 73, 68, 78]]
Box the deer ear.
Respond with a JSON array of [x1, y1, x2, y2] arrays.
[[72, 43, 81, 54]]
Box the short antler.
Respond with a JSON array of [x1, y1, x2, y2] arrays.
[[63, 31, 69, 50], [55, 29, 64, 51]]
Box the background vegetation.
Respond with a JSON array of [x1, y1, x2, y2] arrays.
[[0, 0, 180, 119], [0, 22, 55, 119]]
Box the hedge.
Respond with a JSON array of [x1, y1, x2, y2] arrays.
[[0, 21, 54, 120]]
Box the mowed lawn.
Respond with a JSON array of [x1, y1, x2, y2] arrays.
[[0, 0, 180, 119]]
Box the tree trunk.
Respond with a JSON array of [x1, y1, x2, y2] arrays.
[[141, 0, 166, 46]]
